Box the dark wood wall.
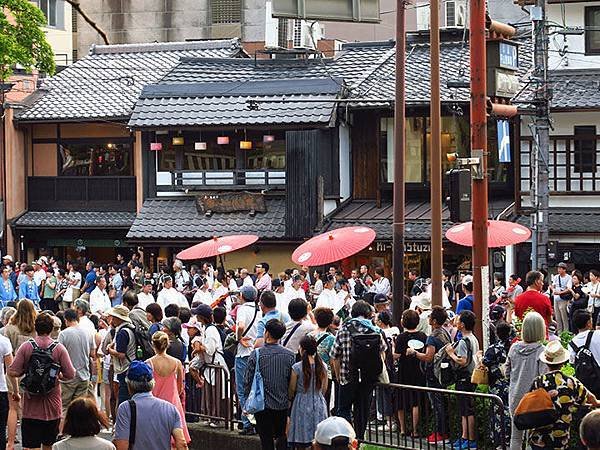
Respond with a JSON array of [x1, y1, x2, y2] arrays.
[[351, 111, 380, 200]]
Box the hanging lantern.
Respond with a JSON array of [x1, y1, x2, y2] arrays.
[[240, 141, 252, 150], [263, 134, 275, 143], [150, 142, 163, 151], [195, 142, 207, 150], [217, 136, 230, 145], [172, 136, 184, 145]]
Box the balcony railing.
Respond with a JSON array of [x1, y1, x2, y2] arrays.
[[156, 169, 286, 192], [28, 176, 136, 211]]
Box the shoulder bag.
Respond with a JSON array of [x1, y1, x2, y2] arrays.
[[224, 303, 259, 356], [244, 347, 265, 414], [128, 399, 137, 450], [558, 276, 573, 301], [513, 387, 558, 430]]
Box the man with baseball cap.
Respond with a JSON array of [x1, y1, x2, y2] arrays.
[[106, 305, 136, 405], [551, 262, 573, 333], [313, 417, 357, 450], [235, 285, 261, 435], [114, 361, 188, 450]]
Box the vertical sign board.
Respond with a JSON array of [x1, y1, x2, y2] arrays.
[[499, 41, 519, 70], [497, 119, 511, 163]]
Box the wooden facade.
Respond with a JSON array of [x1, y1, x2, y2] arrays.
[[351, 111, 380, 200]]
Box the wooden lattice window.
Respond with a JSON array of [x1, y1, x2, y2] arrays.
[[211, 0, 242, 24]]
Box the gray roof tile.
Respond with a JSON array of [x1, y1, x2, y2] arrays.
[[14, 211, 135, 228], [126, 198, 286, 241], [516, 209, 600, 234], [17, 39, 244, 122], [514, 69, 600, 111]]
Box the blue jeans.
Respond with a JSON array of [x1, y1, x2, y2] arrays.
[[235, 356, 251, 429], [117, 371, 130, 405]]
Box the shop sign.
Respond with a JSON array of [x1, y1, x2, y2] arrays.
[[375, 241, 431, 253], [196, 192, 267, 214]]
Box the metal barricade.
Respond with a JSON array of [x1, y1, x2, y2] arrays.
[[364, 382, 509, 450], [185, 364, 237, 431]]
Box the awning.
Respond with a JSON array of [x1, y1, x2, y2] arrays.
[[515, 209, 600, 235], [126, 197, 287, 243], [13, 211, 136, 229]]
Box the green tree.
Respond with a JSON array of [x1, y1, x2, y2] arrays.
[[0, 0, 55, 80]]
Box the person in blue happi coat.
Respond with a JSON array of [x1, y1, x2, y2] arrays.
[[18, 265, 40, 307], [0, 266, 16, 306]]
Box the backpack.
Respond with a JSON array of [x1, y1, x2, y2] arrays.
[[347, 320, 383, 383], [433, 331, 473, 387], [570, 331, 600, 397], [126, 320, 154, 361], [20, 339, 61, 395]]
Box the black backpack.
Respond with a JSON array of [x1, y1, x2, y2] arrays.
[[126, 319, 155, 361], [570, 331, 600, 397], [20, 339, 61, 395], [347, 321, 383, 383]]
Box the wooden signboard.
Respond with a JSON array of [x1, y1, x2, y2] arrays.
[[196, 192, 267, 214]]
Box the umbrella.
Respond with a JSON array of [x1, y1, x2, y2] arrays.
[[176, 234, 259, 260], [445, 220, 531, 248], [292, 226, 376, 266]]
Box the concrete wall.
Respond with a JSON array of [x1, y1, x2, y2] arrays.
[[76, 0, 266, 55], [548, 1, 600, 69], [212, 244, 297, 273]]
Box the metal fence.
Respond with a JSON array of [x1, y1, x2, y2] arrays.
[[364, 382, 508, 450], [185, 364, 238, 431]]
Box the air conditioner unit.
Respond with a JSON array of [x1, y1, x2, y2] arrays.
[[292, 20, 317, 49]]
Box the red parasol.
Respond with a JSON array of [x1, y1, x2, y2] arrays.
[[176, 234, 259, 260], [292, 226, 376, 266], [445, 220, 531, 248]]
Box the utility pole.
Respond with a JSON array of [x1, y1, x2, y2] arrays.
[[532, 0, 550, 271], [470, 0, 488, 346], [392, 0, 406, 327], [430, 0, 443, 305]]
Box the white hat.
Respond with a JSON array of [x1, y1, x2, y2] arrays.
[[2, 255, 12, 262], [314, 417, 356, 446], [539, 340, 569, 365], [462, 275, 473, 285], [107, 305, 132, 323]]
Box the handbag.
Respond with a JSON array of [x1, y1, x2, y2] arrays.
[[224, 304, 259, 356], [513, 388, 558, 430], [378, 354, 390, 384], [470, 365, 488, 385], [557, 276, 573, 301], [244, 347, 265, 414]]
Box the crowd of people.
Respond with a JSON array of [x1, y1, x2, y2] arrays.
[[1, 253, 600, 450]]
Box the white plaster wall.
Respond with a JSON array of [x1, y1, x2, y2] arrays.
[[339, 123, 351, 202]]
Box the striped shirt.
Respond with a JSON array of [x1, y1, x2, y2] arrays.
[[244, 343, 295, 410]]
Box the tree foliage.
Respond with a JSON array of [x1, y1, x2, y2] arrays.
[[0, 0, 55, 80]]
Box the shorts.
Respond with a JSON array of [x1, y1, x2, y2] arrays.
[[103, 367, 111, 385], [456, 380, 475, 417], [61, 380, 90, 414], [21, 418, 60, 448]]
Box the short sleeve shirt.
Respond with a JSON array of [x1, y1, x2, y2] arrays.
[[84, 270, 97, 293], [114, 392, 182, 450], [0, 336, 12, 391]]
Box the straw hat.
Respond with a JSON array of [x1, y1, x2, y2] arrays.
[[539, 340, 569, 365], [416, 293, 432, 311], [108, 305, 131, 323]]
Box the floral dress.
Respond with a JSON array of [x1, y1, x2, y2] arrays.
[[528, 371, 589, 449], [482, 340, 511, 447]]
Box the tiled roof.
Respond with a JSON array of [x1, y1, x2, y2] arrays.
[[16, 39, 244, 122], [13, 211, 136, 228], [513, 69, 600, 111], [325, 200, 514, 240], [516, 209, 600, 234], [127, 198, 286, 241], [129, 78, 342, 128]]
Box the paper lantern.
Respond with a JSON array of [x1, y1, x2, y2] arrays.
[[217, 136, 230, 145], [172, 136, 184, 145], [150, 142, 162, 151], [195, 142, 207, 150], [240, 141, 252, 150], [263, 134, 275, 143]]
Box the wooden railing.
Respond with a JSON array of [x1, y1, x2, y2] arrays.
[[156, 169, 286, 191], [28, 176, 136, 211]]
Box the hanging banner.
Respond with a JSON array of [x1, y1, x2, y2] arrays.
[[497, 119, 511, 163]]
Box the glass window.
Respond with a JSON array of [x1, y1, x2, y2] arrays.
[[245, 131, 286, 170], [39, 0, 57, 27], [574, 126, 597, 173], [586, 7, 600, 55], [59, 141, 132, 176]]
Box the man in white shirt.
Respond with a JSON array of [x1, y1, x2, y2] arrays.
[[172, 260, 191, 293], [285, 275, 306, 303], [33, 260, 46, 288], [240, 268, 254, 288], [74, 298, 96, 338], [315, 275, 338, 311], [137, 280, 155, 310], [570, 309, 600, 369], [551, 262, 573, 333], [157, 276, 189, 310], [192, 278, 213, 306], [273, 279, 289, 315], [370, 267, 391, 297], [234, 285, 261, 434], [89, 277, 111, 315]]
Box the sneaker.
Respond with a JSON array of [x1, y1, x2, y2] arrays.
[[460, 440, 477, 450], [238, 427, 256, 436], [427, 432, 449, 444], [452, 438, 464, 449]]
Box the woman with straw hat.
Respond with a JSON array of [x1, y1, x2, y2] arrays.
[[527, 340, 600, 450]]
